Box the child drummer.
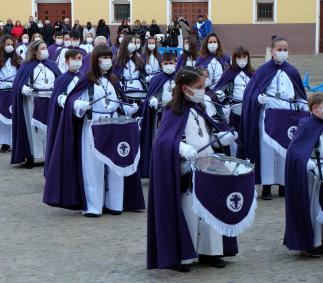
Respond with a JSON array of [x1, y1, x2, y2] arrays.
[[147, 67, 238, 272]]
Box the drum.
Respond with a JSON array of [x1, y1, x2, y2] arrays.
[[192, 155, 256, 237], [31, 92, 51, 131], [91, 116, 141, 176], [229, 103, 242, 133]]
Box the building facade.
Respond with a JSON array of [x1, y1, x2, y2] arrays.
[[0, 0, 320, 55]]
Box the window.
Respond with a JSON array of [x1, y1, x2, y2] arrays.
[[257, 2, 274, 21], [114, 4, 130, 21]]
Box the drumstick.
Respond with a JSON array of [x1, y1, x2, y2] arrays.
[[197, 131, 231, 153], [225, 96, 243, 103], [265, 94, 308, 105], [89, 95, 134, 107]]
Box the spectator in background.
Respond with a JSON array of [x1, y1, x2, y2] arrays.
[[72, 20, 83, 42], [41, 19, 55, 46], [192, 15, 208, 46], [177, 17, 191, 39], [83, 21, 96, 39], [96, 19, 111, 46], [25, 16, 39, 39], [132, 20, 144, 37], [54, 21, 63, 32], [11, 21, 25, 41], [4, 18, 14, 35], [149, 19, 161, 37], [164, 20, 180, 48], [204, 14, 213, 34], [62, 18, 71, 33], [140, 21, 149, 43], [0, 22, 5, 38], [117, 20, 131, 35]]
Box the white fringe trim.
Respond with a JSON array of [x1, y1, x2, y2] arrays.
[[316, 209, 323, 224], [191, 172, 257, 237], [0, 114, 12, 125], [31, 118, 48, 133], [89, 122, 140, 176]]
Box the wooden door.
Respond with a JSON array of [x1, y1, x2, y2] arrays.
[[172, 2, 208, 27], [37, 3, 71, 23], [320, 1, 323, 52]]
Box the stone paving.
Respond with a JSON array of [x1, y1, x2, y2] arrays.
[[1, 55, 323, 283]]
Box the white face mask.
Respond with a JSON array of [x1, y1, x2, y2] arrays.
[[71, 40, 80, 47], [38, 23, 43, 28], [274, 50, 288, 63], [64, 40, 71, 47], [86, 37, 93, 44], [34, 37, 41, 41], [135, 43, 141, 50], [22, 38, 29, 44], [162, 64, 176, 75], [128, 43, 136, 53], [99, 58, 112, 71], [208, 43, 218, 53], [185, 86, 205, 103], [184, 44, 190, 52], [39, 49, 49, 60], [147, 44, 155, 51], [69, 60, 82, 72], [4, 45, 14, 54], [55, 38, 63, 45], [236, 58, 248, 69], [118, 37, 124, 44]]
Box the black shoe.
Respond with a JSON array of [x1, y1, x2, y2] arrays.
[[83, 213, 101, 218], [0, 144, 10, 152], [171, 264, 191, 272], [315, 245, 323, 254], [262, 185, 272, 200], [278, 185, 285, 197], [303, 249, 321, 258], [199, 255, 226, 268], [25, 156, 34, 169], [102, 207, 122, 215]]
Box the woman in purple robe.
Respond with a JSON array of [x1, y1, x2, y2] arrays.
[[142, 37, 161, 80]]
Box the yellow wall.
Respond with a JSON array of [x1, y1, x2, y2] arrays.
[[74, 0, 109, 24], [277, 0, 316, 23], [212, 0, 253, 24], [0, 0, 31, 23], [132, 0, 167, 24]]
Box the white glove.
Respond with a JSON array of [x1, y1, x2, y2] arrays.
[[145, 65, 152, 74], [146, 75, 152, 83], [149, 97, 159, 110], [79, 101, 91, 112], [179, 142, 198, 161], [258, 94, 269, 105], [216, 91, 226, 102], [57, 95, 67, 108], [22, 85, 34, 96], [123, 103, 139, 115], [217, 131, 238, 146], [222, 105, 231, 117], [307, 159, 316, 171]]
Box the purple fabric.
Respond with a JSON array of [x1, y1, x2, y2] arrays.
[[175, 54, 185, 72], [229, 106, 241, 134], [147, 103, 236, 270], [284, 115, 323, 251], [139, 72, 172, 178], [112, 45, 119, 58], [92, 121, 140, 168], [80, 53, 91, 75], [196, 54, 230, 70], [48, 43, 61, 61], [264, 109, 309, 150], [45, 71, 78, 177], [32, 97, 50, 126], [195, 169, 255, 225], [238, 59, 307, 183], [11, 60, 61, 164], [0, 90, 13, 120]]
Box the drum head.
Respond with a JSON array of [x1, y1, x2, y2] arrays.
[[231, 103, 243, 116], [194, 155, 254, 176], [93, 116, 138, 125]]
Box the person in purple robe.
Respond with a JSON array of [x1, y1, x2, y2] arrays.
[[47, 31, 64, 61], [284, 93, 323, 257], [45, 49, 83, 176], [111, 31, 126, 60], [147, 67, 238, 272], [139, 52, 177, 177], [142, 37, 161, 81], [176, 36, 198, 72], [11, 40, 61, 168], [44, 45, 144, 217], [238, 37, 308, 200]]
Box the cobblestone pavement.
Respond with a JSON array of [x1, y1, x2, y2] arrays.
[[1, 55, 323, 283]]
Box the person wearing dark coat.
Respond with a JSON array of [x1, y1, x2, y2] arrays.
[[96, 19, 111, 46], [25, 16, 39, 39], [149, 19, 161, 37], [54, 21, 63, 33], [4, 19, 14, 35], [72, 20, 84, 42], [117, 20, 131, 35], [41, 20, 55, 46]]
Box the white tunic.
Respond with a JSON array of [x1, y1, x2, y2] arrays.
[[16, 44, 28, 60], [185, 57, 196, 67], [22, 63, 55, 159], [233, 71, 250, 100], [57, 75, 79, 108], [0, 59, 17, 145], [80, 43, 94, 54], [259, 70, 295, 185], [56, 48, 69, 73], [155, 79, 175, 107], [145, 54, 161, 75], [180, 109, 224, 262], [207, 58, 223, 89], [73, 77, 124, 214], [123, 59, 145, 98]]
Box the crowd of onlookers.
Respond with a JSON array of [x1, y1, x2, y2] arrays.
[[0, 14, 213, 50]]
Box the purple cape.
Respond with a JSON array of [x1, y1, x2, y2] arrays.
[[112, 45, 119, 58], [80, 53, 91, 75], [238, 59, 307, 183], [139, 72, 172, 178], [196, 54, 230, 70], [175, 54, 197, 72], [284, 115, 323, 251], [45, 70, 80, 177], [48, 43, 61, 61], [147, 104, 237, 270], [43, 76, 145, 211], [11, 60, 61, 164]]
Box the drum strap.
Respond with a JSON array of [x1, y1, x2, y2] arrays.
[[87, 85, 94, 120], [315, 139, 323, 181]]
